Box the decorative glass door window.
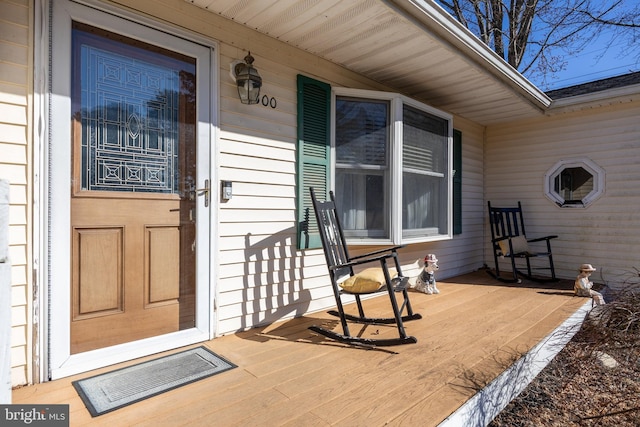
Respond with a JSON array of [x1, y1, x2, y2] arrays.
[[73, 22, 195, 195]]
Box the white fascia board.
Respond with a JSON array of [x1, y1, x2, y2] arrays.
[[548, 83, 640, 112]]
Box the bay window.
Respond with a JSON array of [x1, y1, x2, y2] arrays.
[[296, 76, 454, 249], [333, 88, 452, 244]]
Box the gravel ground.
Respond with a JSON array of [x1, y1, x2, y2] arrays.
[[489, 286, 640, 427]]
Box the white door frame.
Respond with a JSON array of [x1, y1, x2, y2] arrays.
[[41, 0, 218, 380]]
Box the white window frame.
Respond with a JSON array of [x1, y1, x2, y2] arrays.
[[331, 88, 453, 245], [544, 158, 605, 208]]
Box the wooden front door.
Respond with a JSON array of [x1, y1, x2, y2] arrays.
[[69, 23, 200, 354]]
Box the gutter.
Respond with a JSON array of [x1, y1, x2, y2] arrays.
[[548, 83, 640, 114]]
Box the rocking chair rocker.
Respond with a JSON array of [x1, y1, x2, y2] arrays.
[[488, 201, 558, 283], [309, 187, 421, 346]]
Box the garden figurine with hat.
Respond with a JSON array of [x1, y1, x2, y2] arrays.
[[574, 264, 606, 305], [413, 254, 440, 294]]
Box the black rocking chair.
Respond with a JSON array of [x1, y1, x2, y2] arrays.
[[309, 187, 421, 346], [488, 201, 558, 283]]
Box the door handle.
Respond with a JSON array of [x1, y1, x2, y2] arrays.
[[193, 179, 210, 207]]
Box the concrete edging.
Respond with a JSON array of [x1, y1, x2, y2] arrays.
[[439, 300, 593, 427]]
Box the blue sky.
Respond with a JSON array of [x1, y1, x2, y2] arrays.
[[530, 26, 640, 91]]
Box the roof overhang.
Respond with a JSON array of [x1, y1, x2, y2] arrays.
[[548, 83, 640, 115], [188, 0, 551, 125]]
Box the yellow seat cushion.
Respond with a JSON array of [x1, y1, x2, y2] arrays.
[[498, 235, 530, 255], [340, 267, 397, 293]]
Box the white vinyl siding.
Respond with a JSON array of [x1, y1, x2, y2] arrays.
[[213, 58, 487, 332], [0, 0, 32, 386], [186, 6, 486, 333], [486, 101, 640, 284]]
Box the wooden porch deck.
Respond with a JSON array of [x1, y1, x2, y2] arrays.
[[13, 271, 589, 426]]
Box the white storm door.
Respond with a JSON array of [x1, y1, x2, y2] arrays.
[[48, 0, 215, 379]]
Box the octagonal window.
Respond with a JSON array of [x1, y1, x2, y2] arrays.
[[544, 158, 604, 208]]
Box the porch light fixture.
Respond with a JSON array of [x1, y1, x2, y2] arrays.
[[234, 52, 262, 104]]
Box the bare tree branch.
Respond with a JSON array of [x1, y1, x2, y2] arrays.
[[436, 0, 640, 83]]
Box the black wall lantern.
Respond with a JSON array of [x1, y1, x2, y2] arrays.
[[234, 52, 262, 105]]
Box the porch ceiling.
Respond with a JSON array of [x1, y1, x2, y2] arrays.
[[188, 0, 551, 125]]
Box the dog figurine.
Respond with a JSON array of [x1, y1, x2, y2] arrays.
[[414, 254, 439, 294]]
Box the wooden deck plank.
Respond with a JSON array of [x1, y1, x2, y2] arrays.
[[240, 282, 581, 426], [250, 280, 582, 426], [12, 271, 586, 426], [104, 336, 352, 425], [298, 288, 539, 424]]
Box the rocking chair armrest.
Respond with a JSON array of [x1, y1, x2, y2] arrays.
[[329, 252, 399, 271], [348, 245, 405, 261], [491, 236, 510, 244], [527, 235, 558, 243]]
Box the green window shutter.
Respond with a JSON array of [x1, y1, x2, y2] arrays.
[[453, 129, 462, 235], [297, 75, 331, 249]]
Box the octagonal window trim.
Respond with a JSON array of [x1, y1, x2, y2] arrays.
[[544, 158, 605, 208]]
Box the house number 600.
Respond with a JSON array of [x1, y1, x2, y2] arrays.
[[261, 95, 277, 109]]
